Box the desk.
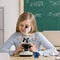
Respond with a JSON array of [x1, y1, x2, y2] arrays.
[[10, 56, 56, 60]]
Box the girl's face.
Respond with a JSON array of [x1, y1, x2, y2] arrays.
[[19, 20, 32, 35]]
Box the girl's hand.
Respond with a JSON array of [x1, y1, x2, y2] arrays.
[[13, 44, 23, 56], [29, 43, 38, 52]]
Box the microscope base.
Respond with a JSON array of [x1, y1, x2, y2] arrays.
[[19, 51, 33, 57]]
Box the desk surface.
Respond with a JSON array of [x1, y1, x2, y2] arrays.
[[10, 56, 56, 60]]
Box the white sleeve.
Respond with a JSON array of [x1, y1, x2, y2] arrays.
[[38, 48, 58, 56], [37, 32, 59, 56]]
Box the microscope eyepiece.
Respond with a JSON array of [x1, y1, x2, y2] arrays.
[[25, 25, 28, 28]]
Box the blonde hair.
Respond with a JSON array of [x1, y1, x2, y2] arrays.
[[16, 12, 38, 33]]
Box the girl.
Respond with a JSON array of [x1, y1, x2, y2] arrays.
[[0, 12, 58, 56]]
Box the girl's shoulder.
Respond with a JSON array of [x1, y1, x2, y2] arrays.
[[11, 32, 18, 36], [34, 32, 44, 37], [35, 32, 42, 35], [10, 32, 20, 38]]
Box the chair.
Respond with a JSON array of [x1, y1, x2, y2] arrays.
[[0, 53, 10, 60]]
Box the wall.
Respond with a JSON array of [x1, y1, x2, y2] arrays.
[[19, 0, 24, 14], [0, 8, 4, 47], [0, 0, 19, 42]]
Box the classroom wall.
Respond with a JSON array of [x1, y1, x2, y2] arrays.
[[0, 0, 19, 42], [19, 0, 24, 15]]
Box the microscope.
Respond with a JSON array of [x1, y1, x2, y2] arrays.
[[19, 25, 33, 56]]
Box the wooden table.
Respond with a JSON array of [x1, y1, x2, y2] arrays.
[[10, 56, 56, 60]]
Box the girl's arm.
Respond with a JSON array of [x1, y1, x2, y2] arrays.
[[37, 32, 59, 56], [0, 33, 16, 56]]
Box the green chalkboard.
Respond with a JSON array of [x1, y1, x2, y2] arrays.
[[24, 0, 60, 31]]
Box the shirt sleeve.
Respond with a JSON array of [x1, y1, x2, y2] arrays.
[[36, 32, 59, 56], [0, 32, 16, 56]]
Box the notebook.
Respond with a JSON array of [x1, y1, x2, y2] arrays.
[[0, 53, 10, 60]]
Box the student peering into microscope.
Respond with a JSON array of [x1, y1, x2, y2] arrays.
[[0, 12, 59, 56]]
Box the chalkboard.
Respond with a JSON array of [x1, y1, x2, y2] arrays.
[[24, 0, 60, 31]]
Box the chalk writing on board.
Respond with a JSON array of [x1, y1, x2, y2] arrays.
[[49, 12, 60, 17], [24, 0, 60, 31], [49, 1, 60, 6], [34, 13, 42, 18], [25, 0, 30, 3], [30, 1, 43, 7]]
